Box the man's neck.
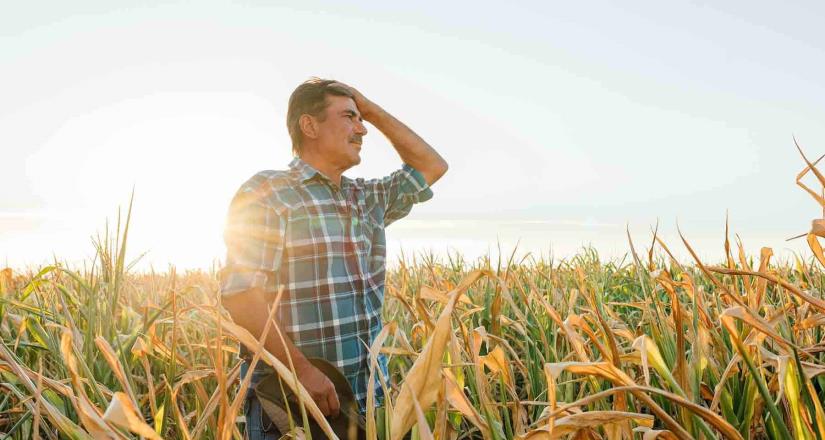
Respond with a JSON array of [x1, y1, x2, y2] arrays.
[[298, 152, 345, 187]]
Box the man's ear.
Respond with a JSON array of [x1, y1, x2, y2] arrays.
[[299, 114, 319, 140]]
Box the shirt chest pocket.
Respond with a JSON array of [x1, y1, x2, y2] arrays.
[[286, 212, 346, 259], [288, 214, 320, 241]]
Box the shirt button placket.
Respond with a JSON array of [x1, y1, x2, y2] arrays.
[[338, 186, 368, 332]]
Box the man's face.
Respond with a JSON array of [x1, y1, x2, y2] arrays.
[[313, 95, 368, 170]]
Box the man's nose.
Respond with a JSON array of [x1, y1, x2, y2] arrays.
[[355, 119, 368, 136]]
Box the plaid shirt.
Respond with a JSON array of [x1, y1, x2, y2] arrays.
[[220, 157, 433, 411]]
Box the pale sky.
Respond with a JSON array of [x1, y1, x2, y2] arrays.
[[2, 1, 823, 270]]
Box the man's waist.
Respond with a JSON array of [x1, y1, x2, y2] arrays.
[[238, 331, 379, 363]]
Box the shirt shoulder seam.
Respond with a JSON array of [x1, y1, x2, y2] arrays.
[[236, 170, 301, 215]]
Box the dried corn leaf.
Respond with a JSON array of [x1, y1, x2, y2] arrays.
[[719, 306, 793, 350], [807, 233, 825, 268], [130, 336, 153, 357], [420, 285, 474, 305], [95, 336, 138, 407], [555, 411, 654, 434], [410, 386, 434, 440], [560, 316, 590, 362], [60, 329, 121, 439], [633, 427, 679, 440], [102, 392, 162, 440], [390, 270, 485, 440], [472, 326, 488, 358], [794, 139, 825, 207], [480, 345, 513, 389], [442, 368, 491, 438], [0, 267, 12, 293], [0, 342, 92, 439], [519, 411, 653, 439], [499, 315, 527, 338], [367, 321, 396, 440]]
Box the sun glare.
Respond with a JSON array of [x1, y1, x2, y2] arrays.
[[21, 92, 292, 269]]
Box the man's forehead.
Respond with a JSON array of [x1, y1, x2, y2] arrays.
[[327, 95, 358, 114]]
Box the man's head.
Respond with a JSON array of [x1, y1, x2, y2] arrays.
[[287, 78, 368, 169]]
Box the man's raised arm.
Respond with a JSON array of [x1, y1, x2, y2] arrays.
[[329, 82, 449, 186]]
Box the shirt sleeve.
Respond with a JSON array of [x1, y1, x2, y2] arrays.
[[219, 189, 287, 298], [364, 163, 433, 226]]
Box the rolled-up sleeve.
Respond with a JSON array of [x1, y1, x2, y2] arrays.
[[219, 190, 287, 298], [365, 164, 433, 226]]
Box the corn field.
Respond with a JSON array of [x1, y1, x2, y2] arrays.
[[2, 144, 825, 439]]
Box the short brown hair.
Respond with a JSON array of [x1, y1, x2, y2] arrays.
[[287, 78, 353, 156]]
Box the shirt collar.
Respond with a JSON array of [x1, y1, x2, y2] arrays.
[[289, 157, 319, 183], [289, 157, 353, 190]]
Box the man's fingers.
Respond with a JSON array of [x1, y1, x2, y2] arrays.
[[315, 393, 331, 416], [297, 364, 340, 417], [326, 381, 340, 417]]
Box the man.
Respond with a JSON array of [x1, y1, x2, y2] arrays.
[[220, 78, 448, 439]]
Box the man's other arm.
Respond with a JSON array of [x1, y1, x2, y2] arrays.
[[221, 188, 339, 417], [221, 288, 340, 416]]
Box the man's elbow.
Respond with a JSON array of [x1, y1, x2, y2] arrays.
[[436, 158, 449, 177], [424, 158, 448, 186], [221, 287, 263, 320], [221, 291, 246, 321]]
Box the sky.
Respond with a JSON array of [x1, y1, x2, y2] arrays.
[[2, 1, 824, 270]]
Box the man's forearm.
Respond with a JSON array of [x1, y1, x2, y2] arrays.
[[367, 106, 448, 186], [223, 286, 341, 415], [223, 287, 311, 371]]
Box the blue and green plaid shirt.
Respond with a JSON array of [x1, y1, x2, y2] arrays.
[[220, 157, 433, 411]]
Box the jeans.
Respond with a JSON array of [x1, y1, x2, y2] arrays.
[[240, 361, 281, 440]]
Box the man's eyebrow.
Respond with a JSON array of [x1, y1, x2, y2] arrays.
[[341, 109, 362, 119]]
